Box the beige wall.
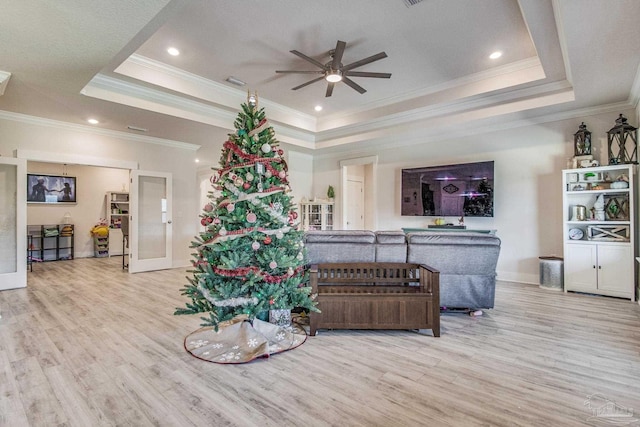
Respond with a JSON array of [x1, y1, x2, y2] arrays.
[[26, 162, 129, 258], [1, 116, 203, 267], [313, 109, 636, 284]]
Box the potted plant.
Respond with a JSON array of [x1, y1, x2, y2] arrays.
[[327, 185, 335, 201]]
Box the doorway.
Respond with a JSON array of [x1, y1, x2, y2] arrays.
[[340, 156, 378, 230]]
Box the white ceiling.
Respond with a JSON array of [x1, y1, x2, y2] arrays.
[[1, 0, 639, 154]]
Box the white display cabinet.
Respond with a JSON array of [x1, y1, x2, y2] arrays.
[[562, 164, 636, 300], [300, 201, 334, 231]]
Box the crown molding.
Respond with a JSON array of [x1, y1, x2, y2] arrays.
[[0, 70, 11, 96], [83, 74, 316, 149], [116, 54, 318, 131], [312, 100, 634, 158], [551, 0, 573, 86], [0, 109, 200, 151], [15, 149, 139, 170], [316, 80, 574, 143], [628, 61, 640, 108]]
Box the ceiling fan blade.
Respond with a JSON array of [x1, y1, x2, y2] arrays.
[[342, 52, 388, 72], [291, 76, 325, 90], [290, 50, 326, 70], [344, 71, 392, 78], [342, 77, 367, 94], [325, 82, 335, 97], [331, 40, 346, 70], [276, 70, 324, 74]]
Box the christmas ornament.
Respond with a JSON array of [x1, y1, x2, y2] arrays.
[[213, 217, 221, 224], [290, 211, 298, 219], [219, 227, 227, 236], [264, 236, 272, 245], [287, 267, 294, 276], [269, 298, 275, 305], [275, 230, 284, 239], [246, 172, 254, 182], [265, 170, 272, 179], [278, 149, 284, 156], [297, 252, 304, 261], [261, 143, 272, 153], [278, 171, 286, 179], [269, 261, 278, 269], [247, 212, 257, 223], [252, 241, 260, 250], [238, 129, 246, 136], [243, 182, 251, 190], [200, 218, 208, 227], [203, 203, 213, 212], [257, 182, 263, 192], [235, 177, 244, 186], [230, 173, 237, 181], [227, 203, 235, 213]]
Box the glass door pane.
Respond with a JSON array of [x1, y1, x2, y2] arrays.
[[129, 170, 173, 273], [0, 158, 26, 290]]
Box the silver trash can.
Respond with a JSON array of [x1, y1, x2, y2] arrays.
[[539, 256, 563, 290]]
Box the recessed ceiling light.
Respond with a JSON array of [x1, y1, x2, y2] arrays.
[[167, 47, 180, 56], [314, 105, 323, 112], [87, 118, 99, 125], [195, 158, 200, 163], [489, 51, 502, 60]]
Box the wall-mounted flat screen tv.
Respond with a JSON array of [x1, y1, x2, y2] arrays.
[[401, 161, 494, 217], [27, 174, 77, 204]]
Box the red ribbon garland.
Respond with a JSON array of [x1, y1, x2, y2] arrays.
[[221, 140, 288, 180]]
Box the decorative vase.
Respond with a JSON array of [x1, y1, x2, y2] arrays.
[[269, 309, 291, 327]]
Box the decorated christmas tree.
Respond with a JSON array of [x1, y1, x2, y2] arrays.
[[175, 93, 317, 329]]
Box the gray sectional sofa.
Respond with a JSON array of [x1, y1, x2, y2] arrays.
[[304, 230, 501, 309]]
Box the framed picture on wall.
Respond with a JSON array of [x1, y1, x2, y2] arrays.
[[27, 174, 77, 204]]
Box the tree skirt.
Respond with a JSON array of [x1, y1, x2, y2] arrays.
[[184, 316, 307, 364]]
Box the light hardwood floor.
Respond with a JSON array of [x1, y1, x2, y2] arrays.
[[1, 257, 639, 426]]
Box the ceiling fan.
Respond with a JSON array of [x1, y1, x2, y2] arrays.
[[275, 40, 391, 97]]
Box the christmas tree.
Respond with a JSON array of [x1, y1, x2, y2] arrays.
[[175, 93, 317, 329]]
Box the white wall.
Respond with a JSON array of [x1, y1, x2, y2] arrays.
[[1, 117, 203, 267], [313, 109, 636, 284], [26, 162, 129, 258]]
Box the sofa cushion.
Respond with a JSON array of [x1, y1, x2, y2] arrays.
[[305, 230, 375, 244], [375, 231, 406, 244], [375, 231, 407, 263], [305, 230, 376, 264], [406, 232, 500, 276]]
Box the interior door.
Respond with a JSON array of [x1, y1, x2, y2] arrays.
[[0, 158, 27, 290], [345, 179, 364, 229], [129, 170, 173, 273]]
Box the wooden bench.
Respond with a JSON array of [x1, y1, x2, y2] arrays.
[[309, 262, 440, 337]]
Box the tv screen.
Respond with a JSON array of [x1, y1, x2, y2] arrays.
[[27, 174, 77, 204], [401, 161, 494, 217]]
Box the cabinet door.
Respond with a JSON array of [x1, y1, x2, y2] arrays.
[[564, 243, 597, 292], [597, 244, 633, 294]]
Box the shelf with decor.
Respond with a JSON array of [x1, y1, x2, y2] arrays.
[[105, 191, 129, 257], [300, 201, 334, 231], [562, 164, 636, 300]]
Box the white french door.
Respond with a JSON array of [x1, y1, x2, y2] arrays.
[[129, 170, 173, 273], [0, 158, 27, 290]]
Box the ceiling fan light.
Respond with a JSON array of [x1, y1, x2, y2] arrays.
[[326, 71, 342, 83]]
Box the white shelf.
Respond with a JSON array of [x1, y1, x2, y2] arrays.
[[562, 164, 636, 301]]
